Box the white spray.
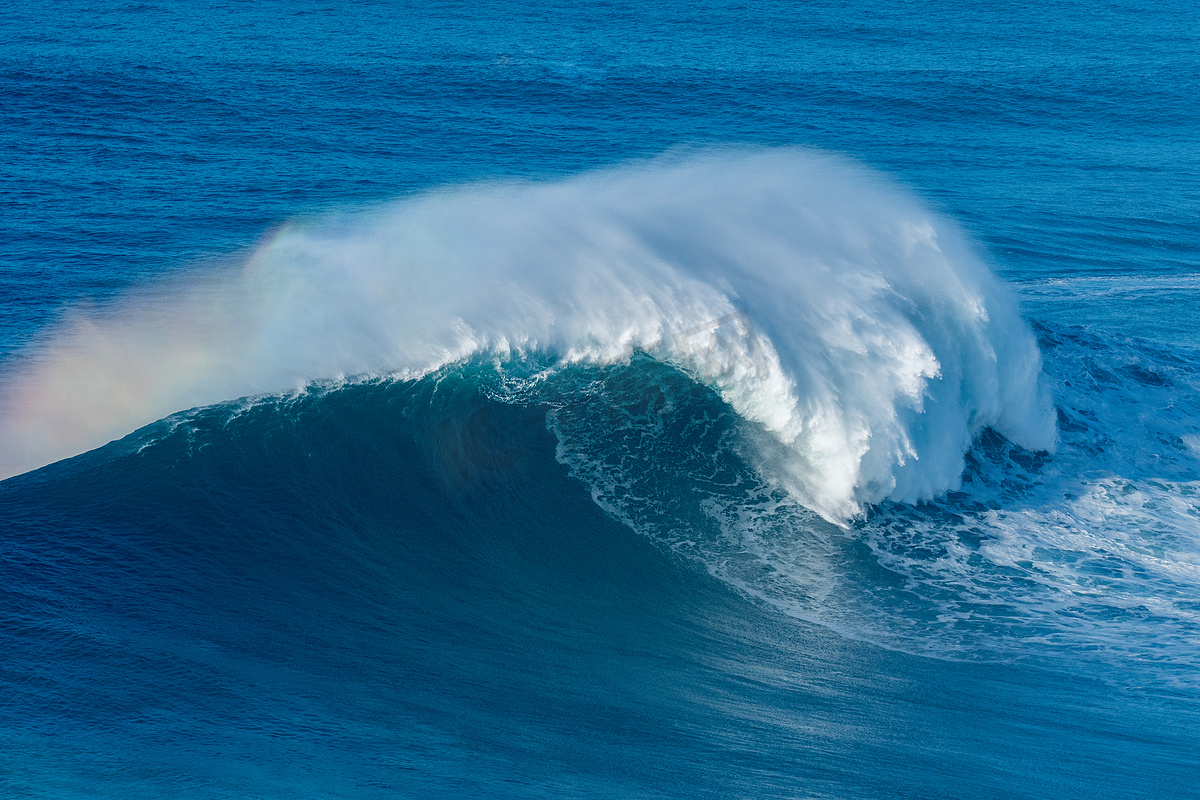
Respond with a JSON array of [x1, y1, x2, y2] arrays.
[[0, 149, 1056, 521]]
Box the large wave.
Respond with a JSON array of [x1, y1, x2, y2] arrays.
[[0, 149, 1055, 520], [9, 341, 1197, 683]]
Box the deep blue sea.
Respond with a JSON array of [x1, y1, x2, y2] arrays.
[[3, 2, 1200, 798]]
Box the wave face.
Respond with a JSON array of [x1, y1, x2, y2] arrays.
[[0, 150, 1055, 521], [9, 336, 1200, 683], [3, 355, 1199, 798]]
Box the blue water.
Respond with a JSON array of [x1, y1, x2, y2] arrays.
[[3, 2, 1200, 798]]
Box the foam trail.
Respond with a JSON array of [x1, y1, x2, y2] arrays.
[[0, 149, 1055, 520]]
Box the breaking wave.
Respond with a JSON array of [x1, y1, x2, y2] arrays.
[[0, 149, 1055, 521]]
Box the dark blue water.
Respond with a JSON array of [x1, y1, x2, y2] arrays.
[[3, 2, 1200, 797]]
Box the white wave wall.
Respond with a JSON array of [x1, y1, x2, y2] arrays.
[[0, 149, 1055, 520]]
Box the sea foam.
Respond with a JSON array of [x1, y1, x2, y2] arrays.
[[0, 149, 1055, 520]]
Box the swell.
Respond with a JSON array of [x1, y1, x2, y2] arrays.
[[0, 148, 1055, 521]]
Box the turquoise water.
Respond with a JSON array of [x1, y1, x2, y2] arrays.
[[2, 2, 1199, 797]]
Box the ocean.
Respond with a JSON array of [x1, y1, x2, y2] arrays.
[[2, 1, 1199, 797]]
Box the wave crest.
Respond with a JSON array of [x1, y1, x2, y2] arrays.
[[0, 149, 1055, 519]]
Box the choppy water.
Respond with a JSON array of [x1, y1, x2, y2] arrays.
[[3, 2, 1199, 798]]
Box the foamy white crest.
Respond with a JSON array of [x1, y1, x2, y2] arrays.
[[0, 149, 1055, 520]]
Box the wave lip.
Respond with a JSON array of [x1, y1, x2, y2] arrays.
[[0, 149, 1055, 519]]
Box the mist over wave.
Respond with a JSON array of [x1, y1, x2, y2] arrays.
[[0, 149, 1055, 520]]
